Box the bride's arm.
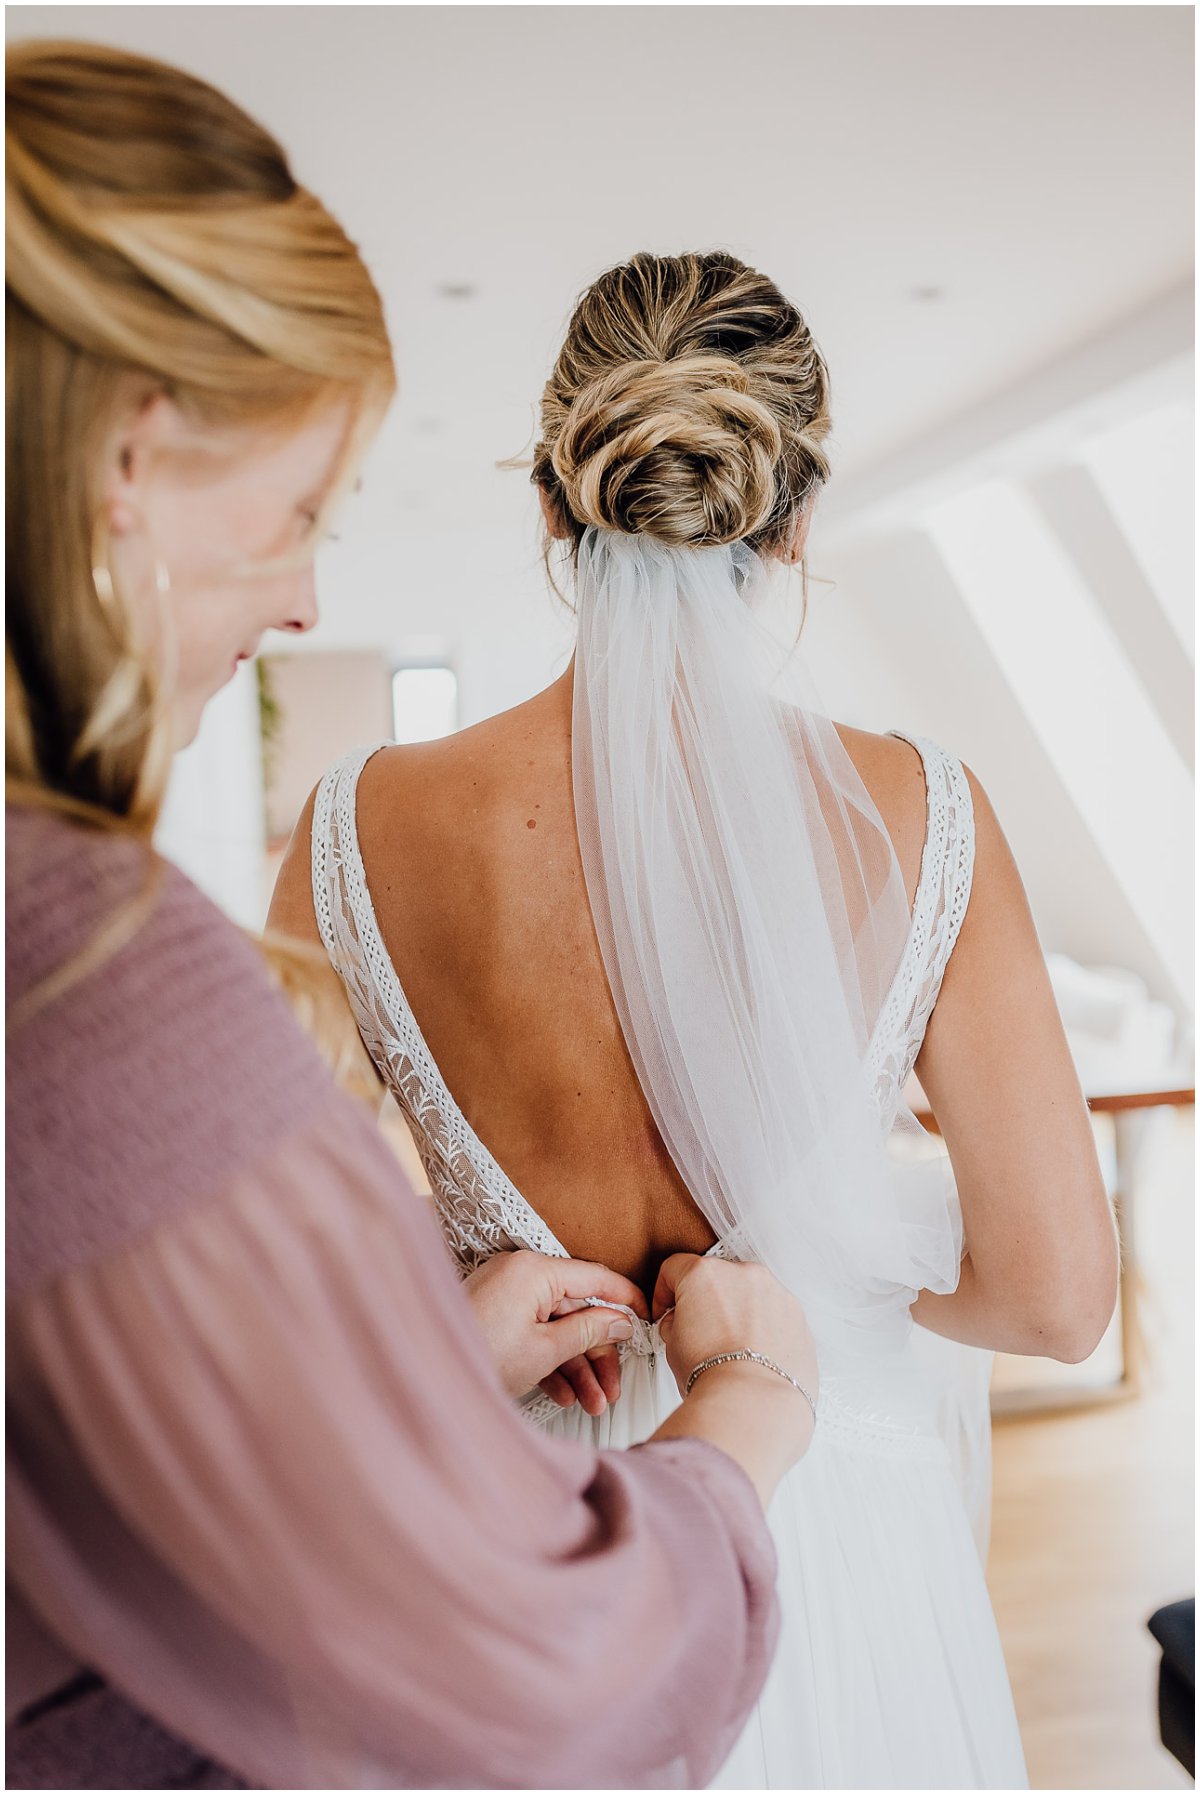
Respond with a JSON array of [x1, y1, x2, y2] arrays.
[[910, 769, 1119, 1362], [266, 785, 325, 950]]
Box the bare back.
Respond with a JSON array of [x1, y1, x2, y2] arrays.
[[272, 668, 930, 1297]]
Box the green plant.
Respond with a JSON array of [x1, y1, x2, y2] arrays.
[[257, 656, 284, 790]]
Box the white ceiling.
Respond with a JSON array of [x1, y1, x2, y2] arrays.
[[8, 5, 1195, 535]]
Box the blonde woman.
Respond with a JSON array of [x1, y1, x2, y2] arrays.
[[274, 251, 1119, 1787], [5, 47, 823, 1790]]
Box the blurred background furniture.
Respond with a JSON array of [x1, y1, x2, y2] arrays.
[[912, 953, 1194, 1417], [1148, 1598, 1195, 1778]]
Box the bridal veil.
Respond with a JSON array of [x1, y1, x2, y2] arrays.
[[571, 527, 965, 1375]]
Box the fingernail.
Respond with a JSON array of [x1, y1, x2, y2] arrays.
[[607, 1318, 634, 1342]]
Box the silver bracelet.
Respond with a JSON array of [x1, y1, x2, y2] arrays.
[[685, 1350, 818, 1424]]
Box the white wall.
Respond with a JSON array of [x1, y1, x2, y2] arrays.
[[263, 650, 393, 843], [817, 528, 1183, 1004], [155, 663, 269, 930], [298, 515, 578, 730]]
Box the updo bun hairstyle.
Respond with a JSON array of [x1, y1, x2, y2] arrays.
[[532, 251, 831, 558]]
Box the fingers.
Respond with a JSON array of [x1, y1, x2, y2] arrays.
[[543, 1307, 633, 1369], [557, 1354, 609, 1417], [651, 1251, 705, 1322], [538, 1370, 577, 1409], [554, 1257, 650, 1321], [541, 1348, 621, 1415], [587, 1344, 623, 1408]]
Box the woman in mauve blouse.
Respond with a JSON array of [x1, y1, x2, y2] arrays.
[[5, 40, 818, 1790]]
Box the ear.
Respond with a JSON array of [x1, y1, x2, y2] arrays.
[[773, 503, 815, 566], [537, 483, 574, 541], [102, 389, 182, 537]]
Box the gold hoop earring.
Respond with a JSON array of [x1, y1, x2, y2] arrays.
[[90, 521, 172, 608], [91, 518, 118, 610], [91, 558, 116, 607]]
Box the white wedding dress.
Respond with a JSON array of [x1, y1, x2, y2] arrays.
[[311, 720, 1028, 1791]]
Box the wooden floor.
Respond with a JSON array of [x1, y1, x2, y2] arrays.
[[987, 1109, 1194, 1790]]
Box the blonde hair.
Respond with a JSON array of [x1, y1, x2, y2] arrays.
[[6, 40, 395, 1041], [533, 251, 831, 553], [6, 39, 395, 828]]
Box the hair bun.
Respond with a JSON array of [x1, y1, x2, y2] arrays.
[[550, 352, 783, 548]]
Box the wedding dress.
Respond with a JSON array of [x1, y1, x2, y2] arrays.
[[310, 533, 1028, 1790]]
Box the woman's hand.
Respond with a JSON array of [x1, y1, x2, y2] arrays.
[[463, 1250, 649, 1416], [648, 1254, 819, 1502], [653, 1252, 818, 1406]]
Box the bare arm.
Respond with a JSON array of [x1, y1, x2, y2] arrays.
[[266, 786, 323, 948], [911, 768, 1118, 1363]]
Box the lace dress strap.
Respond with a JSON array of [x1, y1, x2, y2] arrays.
[[310, 746, 566, 1270], [868, 734, 976, 1108], [311, 744, 386, 986]]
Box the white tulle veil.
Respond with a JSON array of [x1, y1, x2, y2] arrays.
[[570, 526, 967, 1379]]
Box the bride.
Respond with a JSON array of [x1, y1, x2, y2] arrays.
[[270, 250, 1117, 1788]]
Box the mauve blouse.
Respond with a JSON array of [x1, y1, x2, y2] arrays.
[[5, 805, 779, 1790]]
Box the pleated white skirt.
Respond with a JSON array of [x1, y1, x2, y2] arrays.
[[529, 1341, 1028, 1790]]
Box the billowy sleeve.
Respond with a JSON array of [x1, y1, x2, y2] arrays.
[[8, 1092, 777, 1790]]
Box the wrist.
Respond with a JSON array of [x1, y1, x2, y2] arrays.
[[685, 1349, 817, 1416], [695, 1355, 816, 1450], [689, 1357, 815, 1441], [658, 1370, 809, 1507]]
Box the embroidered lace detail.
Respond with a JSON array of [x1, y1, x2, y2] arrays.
[[808, 1377, 951, 1463], [868, 734, 975, 1126], [521, 1358, 950, 1462], [520, 1387, 574, 1429], [312, 745, 563, 1272], [311, 729, 975, 1447]]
